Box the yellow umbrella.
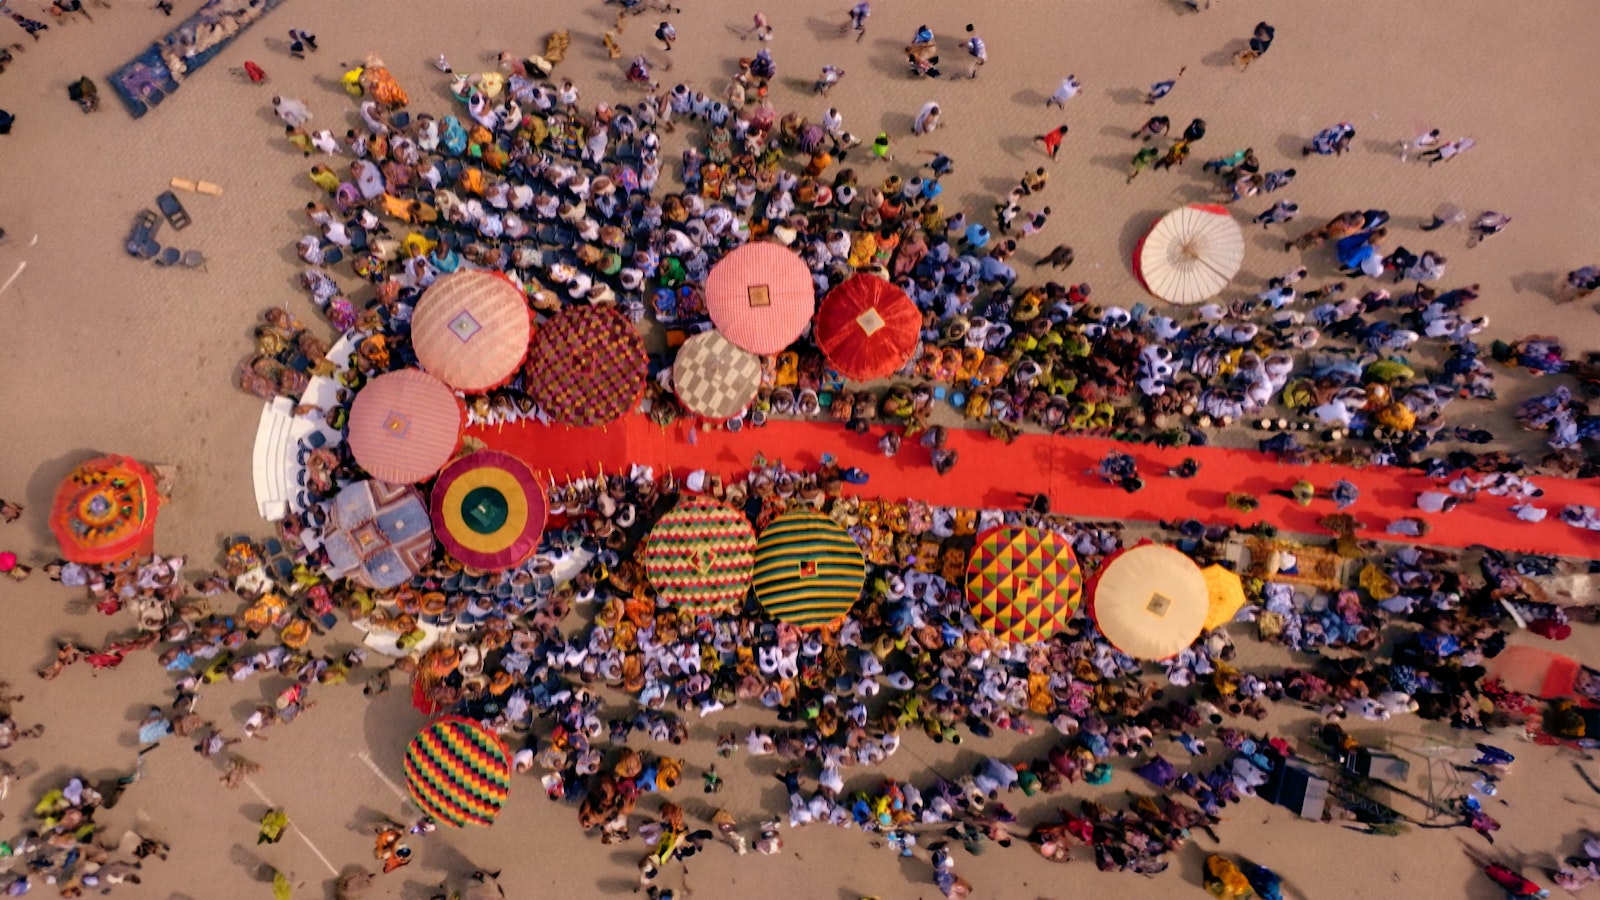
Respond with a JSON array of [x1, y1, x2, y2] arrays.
[[1201, 565, 1246, 631]]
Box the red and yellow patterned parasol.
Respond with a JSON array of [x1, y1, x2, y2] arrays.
[[411, 270, 531, 393], [430, 451, 547, 571], [814, 273, 921, 381], [524, 305, 646, 427], [347, 369, 464, 485], [704, 242, 816, 354], [641, 496, 756, 615], [49, 455, 160, 564], [965, 526, 1083, 643]]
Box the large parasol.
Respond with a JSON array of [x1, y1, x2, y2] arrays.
[[48, 455, 160, 564], [348, 369, 464, 484], [1089, 544, 1209, 659], [814, 273, 921, 381], [1132, 204, 1245, 305], [320, 480, 435, 589], [704, 241, 815, 354], [752, 508, 865, 629], [430, 451, 546, 571], [524, 305, 646, 427], [965, 526, 1083, 643], [411, 270, 531, 392], [402, 716, 511, 827], [641, 496, 757, 615], [672, 330, 762, 420]]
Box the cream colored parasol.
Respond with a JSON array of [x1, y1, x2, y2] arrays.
[[1133, 204, 1245, 305]]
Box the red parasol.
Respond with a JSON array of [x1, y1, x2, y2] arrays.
[[49, 455, 160, 564], [814, 273, 921, 381], [347, 369, 465, 484], [411, 270, 531, 392]]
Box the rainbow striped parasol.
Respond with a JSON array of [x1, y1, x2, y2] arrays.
[[402, 716, 511, 827]]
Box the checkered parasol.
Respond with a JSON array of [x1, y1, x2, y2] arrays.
[[524, 306, 646, 427], [965, 526, 1083, 643], [704, 242, 816, 354], [672, 330, 762, 420]]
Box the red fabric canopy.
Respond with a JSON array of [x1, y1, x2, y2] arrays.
[[814, 274, 921, 381]]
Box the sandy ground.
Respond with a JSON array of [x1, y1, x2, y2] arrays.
[[3, 1, 1600, 898]]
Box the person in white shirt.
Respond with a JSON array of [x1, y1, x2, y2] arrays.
[[961, 25, 986, 79], [1046, 75, 1081, 107]]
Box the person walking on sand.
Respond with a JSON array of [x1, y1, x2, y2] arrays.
[[1036, 125, 1069, 160], [1046, 75, 1081, 107], [1399, 127, 1439, 161], [1253, 200, 1298, 227], [1416, 136, 1475, 165], [960, 25, 986, 79], [272, 96, 312, 127], [1036, 245, 1074, 268], [843, 1, 869, 42], [1132, 115, 1169, 141], [1128, 145, 1159, 182], [815, 64, 845, 95], [654, 20, 676, 52], [743, 12, 773, 41], [913, 101, 942, 135], [871, 132, 893, 162], [259, 808, 290, 844], [1152, 139, 1190, 170], [1146, 67, 1185, 103], [1467, 211, 1511, 246], [1559, 265, 1600, 302]]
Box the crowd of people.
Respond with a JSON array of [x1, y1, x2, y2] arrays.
[[6, 3, 1600, 898]]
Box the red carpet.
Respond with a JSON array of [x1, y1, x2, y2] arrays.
[[467, 416, 1600, 560]]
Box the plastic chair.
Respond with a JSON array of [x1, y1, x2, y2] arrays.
[[323, 247, 343, 266], [138, 241, 160, 260], [156, 246, 181, 266], [181, 249, 207, 271]]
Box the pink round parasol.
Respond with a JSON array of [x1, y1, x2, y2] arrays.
[[411, 270, 531, 392], [704, 242, 815, 354]]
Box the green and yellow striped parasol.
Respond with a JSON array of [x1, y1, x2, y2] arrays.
[[752, 509, 865, 629]]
